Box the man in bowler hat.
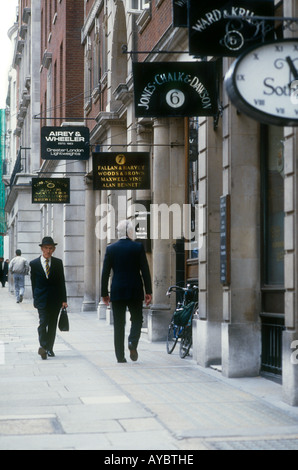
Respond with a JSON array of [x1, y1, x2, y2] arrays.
[[30, 237, 68, 360], [101, 220, 152, 363]]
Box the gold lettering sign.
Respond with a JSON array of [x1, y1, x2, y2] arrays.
[[93, 152, 150, 190], [32, 178, 70, 204]]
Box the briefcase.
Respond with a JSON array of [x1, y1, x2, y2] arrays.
[[58, 307, 69, 332]]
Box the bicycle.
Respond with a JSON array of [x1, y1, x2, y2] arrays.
[[166, 284, 198, 358]]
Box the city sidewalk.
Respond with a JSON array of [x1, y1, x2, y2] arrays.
[[1, 288, 298, 451]]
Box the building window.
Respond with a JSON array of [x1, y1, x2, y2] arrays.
[[59, 41, 64, 119], [84, 36, 92, 111], [93, 21, 101, 89], [261, 125, 284, 288], [260, 125, 285, 379], [188, 117, 199, 260], [128, 0, 150, 12]]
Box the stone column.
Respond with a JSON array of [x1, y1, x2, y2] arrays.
[[282, 124, 298, 405], [134, 122, 152, 329], [282, 0, 298, 406], [193, 116, 222, 367], [82, 177, 97, 312], [97, 191, 108, 320], [148, 118, 185, 341], [63, 159, 86, 312], [221, 76, 261, 377]]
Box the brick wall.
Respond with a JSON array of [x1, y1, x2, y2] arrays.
[[40, 0, 84, 125], [138, 0, 173, 59]]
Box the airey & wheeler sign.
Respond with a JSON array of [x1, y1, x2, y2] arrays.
[[41, 126, 90, 160]]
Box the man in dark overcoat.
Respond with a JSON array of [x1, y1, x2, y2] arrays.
[[30, 237, 68, 360], [101, 220, 152, 363]]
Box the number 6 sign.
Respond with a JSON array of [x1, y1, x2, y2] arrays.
[[133, 61, 218, 118], [166, 89, 186, 108]]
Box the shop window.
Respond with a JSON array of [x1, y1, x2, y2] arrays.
[[261, 125, 284, 288], [260, 124, 285, 379], [188, 117, 199, 260]]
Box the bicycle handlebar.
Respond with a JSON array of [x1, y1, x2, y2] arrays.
[[166, 284, 198, 296]]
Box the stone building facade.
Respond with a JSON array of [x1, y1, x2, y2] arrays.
[[5, 0, 41, 295], [4, 0, 298, 405], [39, 0, 85, 311]]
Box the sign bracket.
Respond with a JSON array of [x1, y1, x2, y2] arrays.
[[213, 103, 223, 131], [121, 44, 200, 57]]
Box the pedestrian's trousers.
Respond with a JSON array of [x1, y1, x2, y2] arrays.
[[13, 274, 25, 301], [111, 300, 143, 362], [37, 306, 60, 352]]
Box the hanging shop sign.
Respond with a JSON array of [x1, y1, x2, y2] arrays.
[[188, 0, 274, 57], [41, 126, 90, 160], [32, 178, 70, 204], [133, 61, 218, 118], [93, 152, 150, 190], [173, 0, 188, 27], [225, 39, 298, 127]]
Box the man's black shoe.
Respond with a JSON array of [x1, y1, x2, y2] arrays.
[[117, 358, 127, 363], [47, 351, 55, 357], [128, 343, 138, 362], [38, 347, 47, 360]]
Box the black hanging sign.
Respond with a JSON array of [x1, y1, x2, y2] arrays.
[[173, 0, 188, 27], [93, 152, 150, 190], [133, 61, 218, 118], [188, 0, 274, 57], [32, 178, 70, 204], [41, 126, 90, 160]]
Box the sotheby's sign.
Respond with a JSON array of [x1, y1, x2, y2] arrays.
[[133, 62, 218, 118], [188, 0, 274, 57], [41, 126, 90, 160]]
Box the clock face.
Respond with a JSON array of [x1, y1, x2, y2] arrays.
[[225, 39, 298, 126]]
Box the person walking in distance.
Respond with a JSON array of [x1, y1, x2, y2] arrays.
[[30, 237, 68, 360], [9, 250, 29, 302], [0, 257, 9, 288], [101, 220, 152, 363]]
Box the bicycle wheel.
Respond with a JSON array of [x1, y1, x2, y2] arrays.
[[166, 319, 180, 354], [179, 325, 192, 358]]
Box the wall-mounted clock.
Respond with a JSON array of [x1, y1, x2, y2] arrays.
[[225, 39, 298, 126]]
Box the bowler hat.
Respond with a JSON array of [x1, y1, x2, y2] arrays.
[[39, 236, 57, 247]]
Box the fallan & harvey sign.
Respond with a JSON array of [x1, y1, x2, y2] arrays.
[[188, 0, 274, 57], [41, 126, 90, 160], [93, 152, 150, 191], [133, 61, 218, 118]]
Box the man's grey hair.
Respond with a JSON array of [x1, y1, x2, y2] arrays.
[[117, 220, 134, 239]]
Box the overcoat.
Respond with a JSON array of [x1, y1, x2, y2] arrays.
[[101, 238, 152, 302]]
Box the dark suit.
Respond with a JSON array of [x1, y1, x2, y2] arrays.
[[30, 256, 67, 352], [101, 238, 152, 362], [0, 261, 8, 287]]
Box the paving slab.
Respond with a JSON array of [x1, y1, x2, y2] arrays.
[[2, 287, 298, 450]]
